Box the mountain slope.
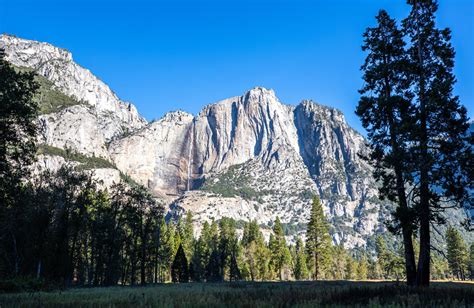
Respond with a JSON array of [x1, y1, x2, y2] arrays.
[[110, 87, 389, 247], [5, 34, 469, 250]]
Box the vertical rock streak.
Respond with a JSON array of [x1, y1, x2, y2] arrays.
[[187, 121, 195, 191]]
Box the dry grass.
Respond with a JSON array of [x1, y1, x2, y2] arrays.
[[1, 281, 473, 307]]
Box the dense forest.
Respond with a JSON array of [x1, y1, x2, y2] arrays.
[[1, 0, 473, 292]]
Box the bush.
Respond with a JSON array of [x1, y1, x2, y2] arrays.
[[0, 277, 57, 293], [37, 144, 116, 170]]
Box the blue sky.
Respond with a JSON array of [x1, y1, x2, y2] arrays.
[[1, 0, 473, 133]]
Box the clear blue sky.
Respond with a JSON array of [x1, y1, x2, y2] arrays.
[[1, 0, 473, 133]]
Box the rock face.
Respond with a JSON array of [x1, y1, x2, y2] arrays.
[[111, 87, 387, 247], [2, 34, 394, 249], [1, 34, 146, 147]]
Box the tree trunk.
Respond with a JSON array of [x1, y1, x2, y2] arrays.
[[36, 260, 42, 279], [385, 79, 418, 287], [413, 0, 431, 287], [11, 233, 19, 275]]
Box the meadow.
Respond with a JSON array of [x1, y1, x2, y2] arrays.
[[1, 281, 474, 308]]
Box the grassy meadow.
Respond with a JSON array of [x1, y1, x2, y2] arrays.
[[1, 281, 474, 308]]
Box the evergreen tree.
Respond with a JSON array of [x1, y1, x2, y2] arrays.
[[367, 258, 381, 280], [356, 255, 369, 280], [469, 243, 474, 280], [375, 235, 389, 279], [356, 9, 417, 286], [431, 253, 450, 280], [229, 252, 242, 282], [293, 237, 309, 280], [305, 196, 331, 280], [403, 0, 473, 286], [330, 244, 348, 280], [190, 235, 206, 282], [0, 47, 39, 278], [206, 249, 222, 282], [171, 243, 189, 283], [241, 221, 269, 281], [345, 255, 357, 280], [218, 218, 239, 280], [446, 226, 468, 280], [269, 217, 292, 280], [180, 211, 194, 260], [157, 219, 175, 282]]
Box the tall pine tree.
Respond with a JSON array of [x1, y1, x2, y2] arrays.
[[269, 217, 291, 280], [305, 196, 331, 280], [0, 47, 39, 277], [446, 226, 468, 280], [356, 9, 417, 286], [171, 243, 189, 283], [403, 0, 473, 286]]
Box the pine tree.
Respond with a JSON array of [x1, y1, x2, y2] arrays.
[[345, 255, 357, 280], [375, 235, 389, 279], [229, 252, 242, 282], [157, 220, 175, 282], [357, 9, 417, 286], [241, 221, 269, 281], [171, 243, 189, 283], [269, 217, 292, 280], [330, 244, 348, 280], [206, 249, 222, 282], [469, 243, 474, 280], [403, 0, 473, 286], [367, 258, 381, 280], [190, 235, 206, 282], [181, 211, 194, 260], [0, 47, 39, 277], [446, 226, 468, 280], [356, 255, 369, 280], [293, 237, 309, 280], [305, 196, 331, 280], [431, 253, 450, 280], [218, 218, 239, 280]]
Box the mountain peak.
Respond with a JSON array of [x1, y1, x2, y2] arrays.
[[298, 99, 346, 124], [159, 110, 194, 123], [1, 34, 73, 64], [245, 86, 276, 97]]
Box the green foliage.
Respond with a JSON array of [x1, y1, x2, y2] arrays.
[[0, 52, 39, 277], [0, 164, 164, 286], [357, 255, 369, 280], [305, 196, 332, 280], [403, 0, 473, 286], [13, 65, 82, 114], [0, 277, 59, 293], [200, 165, 264, 201], [241, 220, 271, 281], [157, 219, 176, 282], [269, 217, 292, 280], [446, 226, 469, 280], [469, 243, 474, 280], [293, 237, 309, 280], [280, 222, 307, 236], [359, 0, 473, 287], [374, 235, 405, 280], [35, 74, 82, 114], [171, 244, 189, 283], [37, 144, 116, 170]]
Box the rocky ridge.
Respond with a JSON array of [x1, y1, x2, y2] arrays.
[[1, 34, 431, 249]]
